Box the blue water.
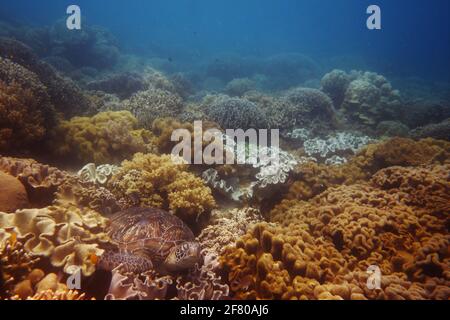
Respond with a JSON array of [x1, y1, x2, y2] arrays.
[[1, 0, 449, 80]]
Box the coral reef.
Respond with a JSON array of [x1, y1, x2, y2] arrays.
[[204, 95, 268, 130], [0, 58, 55, 152], [1, 11, 449, 303], [278, 88, 336, 134], [197, 208, 263, 256], [86, 72, 145, 99], [107, 153, 216, 227], [225, 78, 256, 97], [124, 87, 184, 129], [376, 121, 410, 137], [286, 161, 366, 202], [0, 37, 95, 117], [321, 69, 352, 108], [340, 71, 403, 127], [53, 111, 157, 164], [301, 132, 374, 163], [410, 118, 450, 141], [221, 163, 449, 300]]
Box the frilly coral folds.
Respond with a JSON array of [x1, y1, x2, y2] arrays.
[[220, 163, 449, 300], [0, 204, 109, 277]]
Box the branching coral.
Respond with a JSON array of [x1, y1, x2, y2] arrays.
[[197, 208, 263, 256], [204, 95, 268, 130], [0, 233, 39, 298], [53, 111, 157, 164], [0, 37, 95, 117], [124, 87, 184, 129], [107, 153, 216, 228]]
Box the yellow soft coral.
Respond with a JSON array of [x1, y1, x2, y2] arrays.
[[108, 153, 216, 228], [53, 111, 157, 164]]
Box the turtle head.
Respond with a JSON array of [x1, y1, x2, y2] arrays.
[[164, 241, 201, 272]]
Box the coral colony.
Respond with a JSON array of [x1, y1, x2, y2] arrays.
[[0, 2, 449, 302]]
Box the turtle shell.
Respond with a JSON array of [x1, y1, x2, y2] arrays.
[[107, 207, 195, 266]]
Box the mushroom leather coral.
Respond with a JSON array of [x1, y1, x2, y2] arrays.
[[107, 153, 216, 228], [53, 111, 157, 164], [221, 165, 449, 300], [0, 204, 109, 277]]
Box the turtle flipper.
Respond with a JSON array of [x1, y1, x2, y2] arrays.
[[98, 251, 153, 274]]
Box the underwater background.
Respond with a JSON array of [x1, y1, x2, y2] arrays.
[[0, 0, 449, 300]]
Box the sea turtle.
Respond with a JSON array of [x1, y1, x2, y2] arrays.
[[98, 207, 201, 274]]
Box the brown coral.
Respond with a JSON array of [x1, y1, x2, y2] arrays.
[[286, 137, 450, 204], [0, 171, 29, 212], [221, 164, 449, 300]]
